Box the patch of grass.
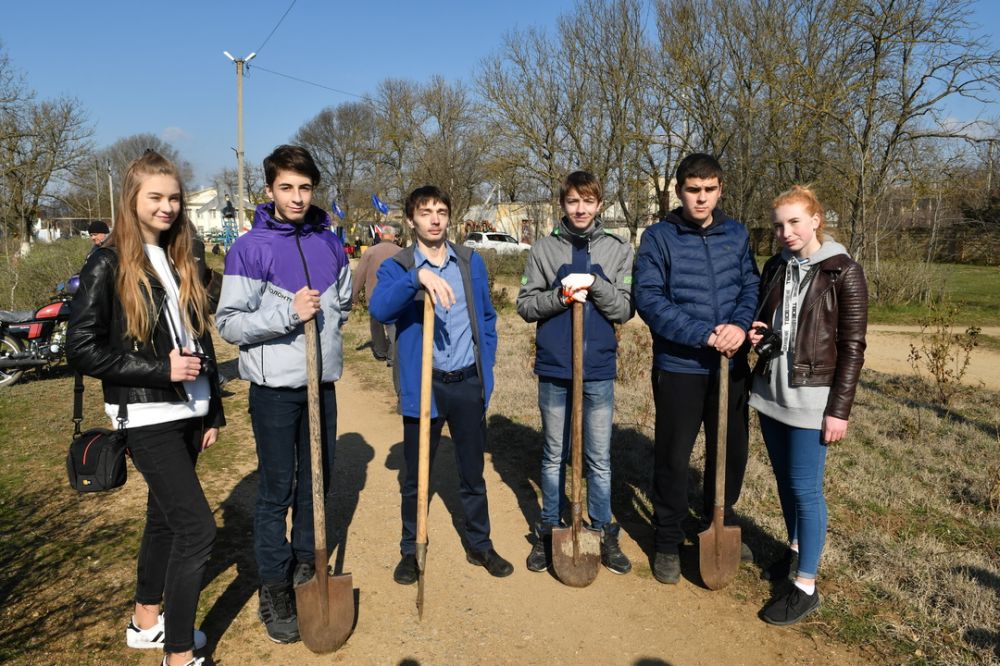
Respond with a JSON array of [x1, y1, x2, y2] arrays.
[[869, 263, 1000, 326]]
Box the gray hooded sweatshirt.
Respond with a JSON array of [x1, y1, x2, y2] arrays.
[[749, 239, 850, 429]]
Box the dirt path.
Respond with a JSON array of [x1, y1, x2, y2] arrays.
[[202, 366, 864, 665], [865, 324, 1000, 390]]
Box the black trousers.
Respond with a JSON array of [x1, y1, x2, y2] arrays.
[[651, 362, 750, 553], [129, 417, 215, 654], [399, 371, 492, 555]]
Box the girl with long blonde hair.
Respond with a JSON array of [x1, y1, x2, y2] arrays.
[[67, 150, 225, 666]]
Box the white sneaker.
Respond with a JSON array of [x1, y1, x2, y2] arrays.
[[161, 658, 205, 666], [126, 613, 207, 650]]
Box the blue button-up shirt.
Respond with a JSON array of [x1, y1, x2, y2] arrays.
[[414, 244, 475, 371]]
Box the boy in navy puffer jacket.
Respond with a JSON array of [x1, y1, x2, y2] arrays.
[[633, 154, 759, 584]]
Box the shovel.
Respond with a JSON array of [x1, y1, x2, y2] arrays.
[[415, 292, 434, 619], [551, 300, 601, 587], [295, 318, 354, 653], [698, 353, 742, 590]]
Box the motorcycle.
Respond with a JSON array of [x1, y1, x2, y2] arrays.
[[0, 276, 77, 387]]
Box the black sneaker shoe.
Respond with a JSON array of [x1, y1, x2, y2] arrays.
[[652, 551, 681, 584], [762, 549, 798, 582], [526, 523, 554, 573], [466, 548, 514, 577], [741, 542, 754, 563], [393, 554, 419, 585], [258, 583, 299, 644], [292, 561, 315, 587], [761, 585, 821, 625], [600, 523, 632, 575]]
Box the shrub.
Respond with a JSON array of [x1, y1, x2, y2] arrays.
[[0, 239, 90, 310], [867, 258, 943, 306], [906, 303, 980, 408]]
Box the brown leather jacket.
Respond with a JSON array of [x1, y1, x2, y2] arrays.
[[754, 253, 868, 420]]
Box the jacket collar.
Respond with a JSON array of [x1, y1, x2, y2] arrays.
[[252, 202, 331, 236], [665, 207, 729, 234]]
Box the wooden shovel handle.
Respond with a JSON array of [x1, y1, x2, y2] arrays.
[[416, 293, 434, 546], [714, 353, 729, 510], [570, 301, 584, 530]]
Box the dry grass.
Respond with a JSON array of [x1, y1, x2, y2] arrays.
[[1, 304, 997, 664]]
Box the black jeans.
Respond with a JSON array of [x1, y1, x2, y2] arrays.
[[129, 417, 215, 654], [248, 382, 337, 585], [399, 371, 492, 555], [650, 362, 750, 553]]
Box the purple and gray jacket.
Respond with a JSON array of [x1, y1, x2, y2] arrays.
[[215, 203, 352, 388]]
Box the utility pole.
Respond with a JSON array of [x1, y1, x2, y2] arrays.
[[107, 161, 115, 225], [224, 50, 256, 233]]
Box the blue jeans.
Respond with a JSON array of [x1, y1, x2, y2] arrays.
[[759, 413, 828, 579], [248, 382, 337, 584], [537, 377, 614, 531]]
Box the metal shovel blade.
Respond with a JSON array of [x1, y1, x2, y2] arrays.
[[551, 524, 601, 587], [698, 513, 742, 590], [295, 570, 355, 653]]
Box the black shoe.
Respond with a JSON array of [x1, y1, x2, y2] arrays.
[[258, 583, 299, 644], [762, 549, 798, 582], [741, 542, 754, 563], [526, 523, 554, 573], [652, 551, 680, 584], [761, 585, 821, 625], [600, 524, 632, 575], [393, 554, 419, 585], [292, 561, 315, 587], [466, 548, 514, 577]]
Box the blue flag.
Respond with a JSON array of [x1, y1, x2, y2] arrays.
[[331, 200, 345, 219], [371, 193, 390, 215]]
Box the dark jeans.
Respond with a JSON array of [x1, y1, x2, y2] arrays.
[[651, 363, 750, 553], [130, 417, 215, 654], [400, 371, 492, 555], [248, 382, 337, 585]]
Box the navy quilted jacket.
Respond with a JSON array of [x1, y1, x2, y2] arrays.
[[633, 208, 760, 374]]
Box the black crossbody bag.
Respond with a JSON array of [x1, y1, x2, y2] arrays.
[[66, 374, 130, 493]]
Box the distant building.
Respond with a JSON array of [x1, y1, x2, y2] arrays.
[[186, 188, 252, 235]]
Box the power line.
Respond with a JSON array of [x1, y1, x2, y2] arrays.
[[249, 64, 373, 104], [254, 0, 297, 56]]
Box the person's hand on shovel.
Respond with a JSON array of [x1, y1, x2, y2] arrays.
[[417, 269, 456, 308], [708, 323, 745, 358], [294, 286, 322, 322], [560, 273, 594, 305]]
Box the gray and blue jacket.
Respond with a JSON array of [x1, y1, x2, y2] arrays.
[[215, 203, 352, 388], [516, 217, 634, 381]]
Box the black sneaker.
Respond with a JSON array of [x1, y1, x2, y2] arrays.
[[393, 554, 418, 585], [600, 524, 632, 575], [762, 549, 798, 582], [761, 585, 821, 625], [258, 583, 299, 644], [652, 551, 681, 584], [741, 542, 754, 563], [466, 548, 514, 577], [526, 523, 554, 573], [292, 561, 316, 587]]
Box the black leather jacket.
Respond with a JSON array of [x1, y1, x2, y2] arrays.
[[66, 247, 225, 429], [754, 253, 868, 420]]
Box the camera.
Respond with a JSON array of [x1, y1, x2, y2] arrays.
[[181, 349, 216, 377], [753, 326, 782, 363]]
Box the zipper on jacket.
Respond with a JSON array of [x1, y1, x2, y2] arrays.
[[702, 235, 721, 324], [260, 344, 266, 384]]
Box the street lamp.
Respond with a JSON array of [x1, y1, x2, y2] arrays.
[[223, 50, 256, 232]]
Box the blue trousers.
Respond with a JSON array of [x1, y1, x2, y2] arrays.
[[248, 382, 337, 585], [759, 413, 828, 579], [537, 377, 614, 530]]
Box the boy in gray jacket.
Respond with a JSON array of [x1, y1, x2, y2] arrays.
[[516, 171, 634, 574]]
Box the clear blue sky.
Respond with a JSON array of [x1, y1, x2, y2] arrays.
[[2, 0, 997, 187]]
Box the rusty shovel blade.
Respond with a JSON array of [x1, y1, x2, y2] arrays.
[[698, 510, 742, 591], [295, 570, 355, 653], [551, 524, 601, 588]]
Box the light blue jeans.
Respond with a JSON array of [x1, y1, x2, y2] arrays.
[[759, 413, 828, 579], [537, 377, 614, 531]]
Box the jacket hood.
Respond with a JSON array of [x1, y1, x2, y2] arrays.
[[555, 215, 605, 241], [252, 202, 331, 236], [781, 236, 849, 265], [665, 207, 729, 233]]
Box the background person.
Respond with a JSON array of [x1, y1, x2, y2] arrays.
[[352, 224, 403, 366], [67, 151, 225, 666], [749, 185, 868, 625]]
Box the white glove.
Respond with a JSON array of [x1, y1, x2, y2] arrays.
[[560, 273, 595, 291]]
